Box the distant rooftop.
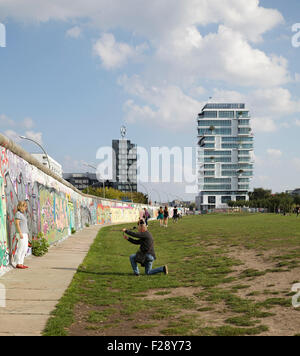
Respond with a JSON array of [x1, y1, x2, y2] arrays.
[[202, 103, 245, 110]]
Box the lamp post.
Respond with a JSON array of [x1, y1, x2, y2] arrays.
[[19, 135, 51, 170], [126, 181, 134, 203], [83, 163, 105, 199]]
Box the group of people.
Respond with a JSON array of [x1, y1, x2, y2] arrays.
[[157, 206, 180, 227], [140, 206, 181, 228]]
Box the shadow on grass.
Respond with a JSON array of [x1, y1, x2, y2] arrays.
[[77, 269, 133, 276]]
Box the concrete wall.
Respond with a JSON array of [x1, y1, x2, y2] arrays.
[[0, 134, 158, 272]]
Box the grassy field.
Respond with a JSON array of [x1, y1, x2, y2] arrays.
[[43, 213, 300, 336]]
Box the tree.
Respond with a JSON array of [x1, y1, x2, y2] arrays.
[[249, 188, 272, 201], [82, 186, 148, 204]]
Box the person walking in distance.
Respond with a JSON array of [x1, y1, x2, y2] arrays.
[[143, 208, 150, 226], [163, 206, 169, 228], [172, 206, 179, 223], [123, 219, 168, 276], [157, 206, 164, 227], [15, 201, 30, 269]]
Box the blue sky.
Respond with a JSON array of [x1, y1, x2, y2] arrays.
[[0, 0, 300, 200]]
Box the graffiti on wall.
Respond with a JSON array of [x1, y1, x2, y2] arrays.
[[0, 144, 157, 272], [97, 204, 112, 225], [0, 176, 8, 268]]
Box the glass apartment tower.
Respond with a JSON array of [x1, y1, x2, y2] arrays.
[[196, 103, 254, 211]]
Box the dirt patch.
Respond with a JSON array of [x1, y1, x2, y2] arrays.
[[68, 303, 171, 336], [227, 247, 299, 295], [140, 287, 201, 300], [68, 246, 300, 336], [226, 247, 300, 336]]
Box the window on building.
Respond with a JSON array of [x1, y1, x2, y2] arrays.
[[222, 196, 232, 204], [204, 185, 232, 190], [198, 120, 231, 127], [203, 111, 218, 118], [236, 111, 249, 118], [219, 111, 234, 118], [236, 196, 246, 201], [208, 196, 216, 204]]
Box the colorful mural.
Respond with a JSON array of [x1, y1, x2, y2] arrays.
[[0, 143, 158, 273]]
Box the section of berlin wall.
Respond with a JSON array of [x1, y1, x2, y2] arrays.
[[0, 134, 158, 272]]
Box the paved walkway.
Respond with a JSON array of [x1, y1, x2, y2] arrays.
[[0, 225, 104, 336]]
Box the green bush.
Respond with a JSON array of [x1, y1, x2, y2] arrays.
[[32, 232, 49, 257], [71, 228, 76, 234]]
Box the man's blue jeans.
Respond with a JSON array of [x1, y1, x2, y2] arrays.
[[130, 254, 164, 275]]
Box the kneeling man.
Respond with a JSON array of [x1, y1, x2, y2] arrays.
[[123, 220, 168, 276]]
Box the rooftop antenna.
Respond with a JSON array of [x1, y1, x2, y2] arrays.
[[120, 125, 127, 140]]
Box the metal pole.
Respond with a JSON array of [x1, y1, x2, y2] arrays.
[[19, 136, 51, 170], [126, 181, 133, 203]]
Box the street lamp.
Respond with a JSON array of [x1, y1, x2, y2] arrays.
[[19, 135, 51, 170], [83, 163, 105, 199], [125, 181, 134, 203]]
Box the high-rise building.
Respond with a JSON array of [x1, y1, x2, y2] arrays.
[[112, 139, 137, 192], [196, 103, 254, 211]]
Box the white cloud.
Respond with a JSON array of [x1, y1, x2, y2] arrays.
[[155, 25, 290, 88], [0, 114, 15, 126], [22, 117, 34, 129], [0, 0, 288, 86], [119, 75, 202, 129], [93, 33, 148, 69], [295, 119, 300, 127], [251, 117, 277, 133], [66, 26, 82, 39], [24, 131, 43, 145], [250, 87, 300, 117], [63, 155, 86, 173], [0, 0, 283, 40], [267, 149, 282, 158], [188, 86, 206, 98]]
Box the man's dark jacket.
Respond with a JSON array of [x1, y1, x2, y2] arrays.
[[125, 229, 156, 259]]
